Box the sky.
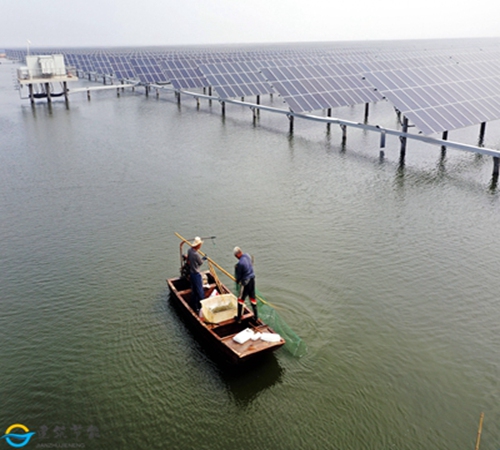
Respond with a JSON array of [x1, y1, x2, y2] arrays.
[[2, 0, 500, 49]]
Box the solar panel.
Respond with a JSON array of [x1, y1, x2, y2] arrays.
[[198, 61, 274, 98], [261, 61, 382, 113], [364, 60, 500, 135], [89, 53, 114, 76], [73, 54, 95, 74], [161, 59, 208, 90], [130, 57, 169, 84], [109, 55, 137, 80]]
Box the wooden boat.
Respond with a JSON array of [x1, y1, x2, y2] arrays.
[[167, 243, 285, 364]]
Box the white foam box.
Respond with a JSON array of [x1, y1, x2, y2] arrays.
[[200, 293, 237, 323]]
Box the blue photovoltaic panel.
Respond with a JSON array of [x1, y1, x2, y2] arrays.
[[364, 59, 500, 135], [72, 54, 95, 74], [109, 56, 137, 80], [161, 59, 208, 90], [198, 61, 274, 98], [261, 62, 382, 113], [130, 57, 169, 84], [89, 53, 114, 76]]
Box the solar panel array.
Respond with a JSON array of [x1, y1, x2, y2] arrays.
[[364, 59, 500, 135], [109, 56, 137, 80], [130, 57, 169, 84], [262, 61, 383, 113], [6, 38, 500, 135], [199, 61, 273, 98], [161, 59, 208, 90]]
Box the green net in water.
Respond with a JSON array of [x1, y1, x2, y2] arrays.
[[236, 284, 307, 358]]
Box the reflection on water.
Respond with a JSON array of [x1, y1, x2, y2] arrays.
[[219, 355, 284, 407]]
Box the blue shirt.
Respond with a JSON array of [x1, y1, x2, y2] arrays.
[[235, 253, 255, 284]]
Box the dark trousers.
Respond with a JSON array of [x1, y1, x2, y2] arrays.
[[190, 271, 204, 312]]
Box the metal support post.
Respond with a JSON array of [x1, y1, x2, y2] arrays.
[[441, 130, 448, 157], [28, 84, 34, 105], [340, 124, 347, 145], [400, 116, 408, 160], [45, 83, 51, 104], [493, 157, 500, 178], [479, 122, 487, 146], [364, 102, 369, 122], [380, 130, 386, 148], [63, 81, 69, 106]]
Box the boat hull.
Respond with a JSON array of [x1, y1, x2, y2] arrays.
[[167, 272, 285, 364]]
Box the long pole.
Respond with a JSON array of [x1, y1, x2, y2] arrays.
[[475, 412, 484, 450]]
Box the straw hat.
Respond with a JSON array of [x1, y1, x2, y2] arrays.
[[192, 236, 203, 247]]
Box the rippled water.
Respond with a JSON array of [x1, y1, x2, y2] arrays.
[[2, 54, 500, 449]]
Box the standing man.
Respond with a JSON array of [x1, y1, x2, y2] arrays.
[[233, 246, 257, 322], [188, 236, 206, 313]]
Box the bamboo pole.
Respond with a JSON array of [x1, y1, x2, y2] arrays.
[[207, 261, 223, 294], [475, 412, 484, 450]]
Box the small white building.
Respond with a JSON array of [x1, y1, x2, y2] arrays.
[[17, 54, 78, 104]]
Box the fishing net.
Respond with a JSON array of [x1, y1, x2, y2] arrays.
[[236, 283, 307, 358]]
